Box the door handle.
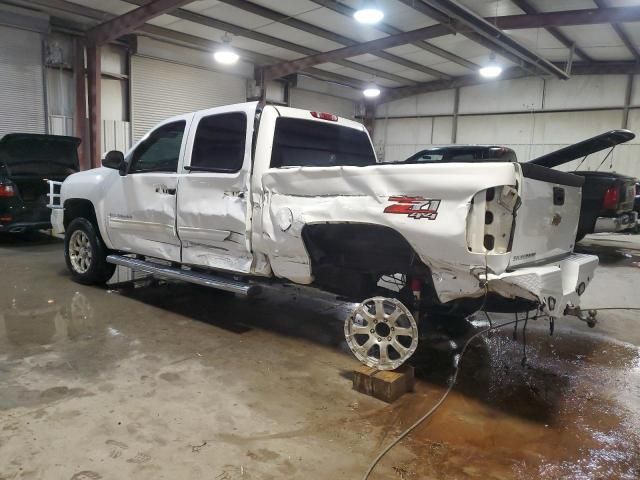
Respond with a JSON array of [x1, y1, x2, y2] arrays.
[[154, 184, 176, 195]]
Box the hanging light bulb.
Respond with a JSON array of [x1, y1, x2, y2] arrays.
[[479, 53, 502, 78], [214, 33, 239, 65], [353, 2, 384, 24], [363, 83, 381, 98]]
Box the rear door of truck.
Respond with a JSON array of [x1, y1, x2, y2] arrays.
[[176, 102, 257, 273]]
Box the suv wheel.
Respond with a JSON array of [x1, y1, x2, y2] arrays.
[[64, 218, 115, 285]]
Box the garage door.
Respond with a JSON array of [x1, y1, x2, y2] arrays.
[[131, 56, 247, 142], [0, 25, 45, 138], [289, 88, 357, 120]]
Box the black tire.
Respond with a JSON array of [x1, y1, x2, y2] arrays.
[[64, 217, 115, 285]]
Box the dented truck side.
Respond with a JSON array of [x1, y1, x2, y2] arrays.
[[53, 101, 599, 369]]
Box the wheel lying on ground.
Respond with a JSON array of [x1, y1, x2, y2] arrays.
[[64, 217, 115, 285], [344, 297, 419, 371]]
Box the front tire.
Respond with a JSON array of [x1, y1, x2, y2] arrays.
[[64, 218, 115, 285]]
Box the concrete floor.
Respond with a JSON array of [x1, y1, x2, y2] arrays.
[[1, 233, 639, 480]]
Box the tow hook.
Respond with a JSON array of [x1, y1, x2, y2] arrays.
[[565, 305, 598, 328]]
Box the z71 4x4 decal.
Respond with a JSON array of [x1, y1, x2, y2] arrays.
[[383, 196, 441, 220]]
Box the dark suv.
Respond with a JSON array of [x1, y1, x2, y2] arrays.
[[0, 134, 80, 234]]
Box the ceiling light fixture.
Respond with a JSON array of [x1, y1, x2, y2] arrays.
[[353, 4, 384, 24], [214, 33, 239, 65], [479, 53, 502, 78], [363, 84, 381, 98]]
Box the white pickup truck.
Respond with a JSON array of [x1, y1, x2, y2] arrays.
[[52, 101, 598, 370]]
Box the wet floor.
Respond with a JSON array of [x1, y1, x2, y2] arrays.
[[1, 232, 639, 479]]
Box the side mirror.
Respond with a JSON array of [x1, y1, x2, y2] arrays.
[[102, 150, 126, 176]]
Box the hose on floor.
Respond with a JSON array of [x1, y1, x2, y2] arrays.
[[361, 317, 521, 480], [361, 305, 640, 479]]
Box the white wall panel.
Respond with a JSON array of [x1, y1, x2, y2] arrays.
[[530, 110, 623, 146], [631, 75, 640, 107], [102, 78, 127, 121], [48, 115, 73, 136], [459, 77, 543, 114], [432, 116, 454, 144], [382, 89, 456, 117], [544, 75, 628, 110], [456, 113, 535, 145], [289, 88, 357, 119], [131, 55, 246, 141], [102, 120, 131, 153]]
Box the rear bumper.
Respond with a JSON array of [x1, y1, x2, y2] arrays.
[[0, 221, 51, 233], [593, 211, 638, 233], [488, 253, 598, 317]]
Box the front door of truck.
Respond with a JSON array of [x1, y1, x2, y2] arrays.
[[176, 103, 256, 273], [103, 117, 190, 261]]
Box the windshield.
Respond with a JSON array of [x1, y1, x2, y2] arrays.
[[271, 117, 376, 168]]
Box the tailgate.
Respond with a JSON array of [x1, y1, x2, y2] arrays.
[[509, 163, 584, 268]]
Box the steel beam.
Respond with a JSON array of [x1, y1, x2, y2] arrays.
[[384, 62, 640, 102], [405, 0, 569, 79], [28, 0, 375, 91], [594, 0, 640, 61], [510, 0, 592, 62], [86, 0, 194, 46], [125, 0, 416, 85], [263, 24, 452, 81], [622, 74, 633, 129], [86, 43, 101, 168], [487, 6, 640, 29], [73, 37, 88, 170], [309, 0, 477, 70], [216, 0, 450, 79], [263, 4, 640, 81]]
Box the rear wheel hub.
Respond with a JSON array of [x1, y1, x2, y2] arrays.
[[344, 297, 419, 371]]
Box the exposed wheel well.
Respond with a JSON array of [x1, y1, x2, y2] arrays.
[[301, 223, 432, 299], [64, 199, 98, 230]]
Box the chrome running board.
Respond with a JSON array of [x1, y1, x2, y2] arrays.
[[106, 255, 260, 297]]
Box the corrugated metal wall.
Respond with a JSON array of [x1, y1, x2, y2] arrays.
[[289, 88, 357, 119], [0, 25, 45, 138], [130, 55, 246, 142], [375, 75, 640, 178]]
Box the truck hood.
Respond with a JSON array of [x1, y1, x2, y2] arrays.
[[0, 133, 80, 179], [529, 129, 635, 169]]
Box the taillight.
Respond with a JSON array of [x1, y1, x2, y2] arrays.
[[310, 111, 338, 121], [467, 185, 518, 254], [0, 183, 16, 197], [602, 186, 619, 210]]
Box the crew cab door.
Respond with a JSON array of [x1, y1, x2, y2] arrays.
[[103, 117, 190, 261], [176, 103, 256, 273]]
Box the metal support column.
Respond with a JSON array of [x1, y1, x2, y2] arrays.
[[363, 102, 376, 137], [622, 74, 633, 129], [451, 87, 460, 144], [87, 43, 101, 169], [73, 38, 88, 170]]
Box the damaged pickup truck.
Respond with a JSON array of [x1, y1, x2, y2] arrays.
[[52, 102, 599, 370]]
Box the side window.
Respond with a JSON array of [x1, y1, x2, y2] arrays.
[[190, 112, 247, 172], [128, 121, 186, 173]]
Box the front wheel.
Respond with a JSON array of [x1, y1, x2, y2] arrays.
[[64, 218, 115, 285]]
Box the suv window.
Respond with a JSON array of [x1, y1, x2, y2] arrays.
[[128, 121, 186, 173], [190, 112, 246, 172], [271, 118, 376, 168]]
